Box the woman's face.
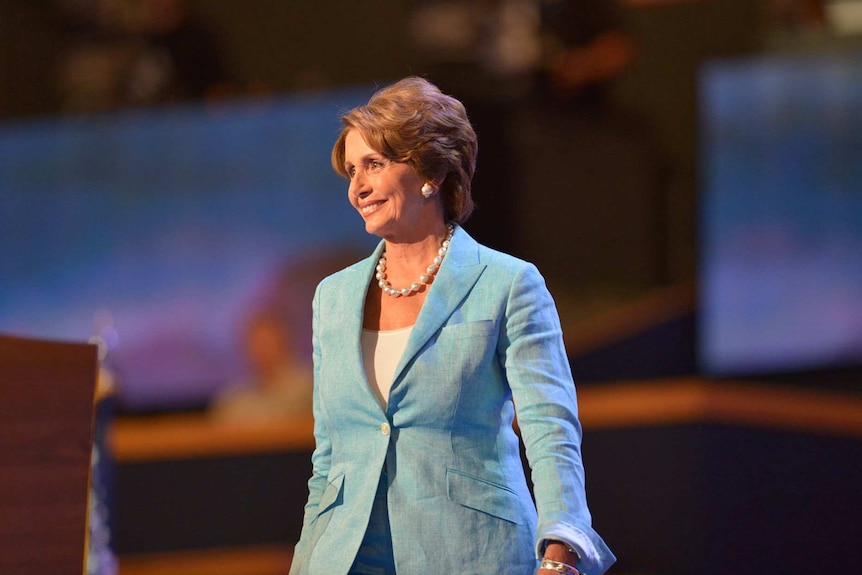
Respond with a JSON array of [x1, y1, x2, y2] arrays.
[[343, 129, 437, 241]]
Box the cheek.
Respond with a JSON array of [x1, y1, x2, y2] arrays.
[[392, 178, 421, 205]]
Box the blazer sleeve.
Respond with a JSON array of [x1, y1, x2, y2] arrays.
[[500, 262, 616, 575], [289, 283, 332, 574]]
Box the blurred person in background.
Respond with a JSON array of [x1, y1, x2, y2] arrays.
[[531, 0, 635, 113], [210, 311, 312, 424]]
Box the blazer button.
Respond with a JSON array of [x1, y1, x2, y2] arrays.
[[380, 422, 391, 435]]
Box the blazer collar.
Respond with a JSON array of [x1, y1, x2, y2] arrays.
[[391, 224, 486, 387]]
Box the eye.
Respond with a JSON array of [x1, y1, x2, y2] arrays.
[[346, 165, 356, 179], [367, 159, 386, 174]]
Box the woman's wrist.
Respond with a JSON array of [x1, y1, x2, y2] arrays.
[[540, 540, 581, 575], [542, 540, 579, 563], [538, 558, 581, 575]]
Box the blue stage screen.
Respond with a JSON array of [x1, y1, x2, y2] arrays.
[[698, 48, 862, 377]]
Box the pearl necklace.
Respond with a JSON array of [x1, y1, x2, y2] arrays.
[[376, 224, 454, 297]]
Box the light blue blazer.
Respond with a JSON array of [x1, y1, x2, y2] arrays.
[[290, 225, 615, 575]]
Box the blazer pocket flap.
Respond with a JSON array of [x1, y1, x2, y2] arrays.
[[446, 468, 522, 524], [317, 472, 345, 515], [440, 319, 496, 340]]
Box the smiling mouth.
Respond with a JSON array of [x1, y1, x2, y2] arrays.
[[361, 201, 385, 216]]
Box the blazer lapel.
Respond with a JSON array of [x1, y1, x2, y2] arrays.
[[332, 241, 386, 409], [391, 225, 486, 387]]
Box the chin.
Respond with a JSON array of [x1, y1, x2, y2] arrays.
[[362, 215, 390, 237], [363, 220, 386, 239]]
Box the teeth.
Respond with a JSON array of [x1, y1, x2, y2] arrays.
[[362, 202, 383, 215]]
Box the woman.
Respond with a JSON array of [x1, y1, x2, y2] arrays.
[[289, 77, 614, 575]]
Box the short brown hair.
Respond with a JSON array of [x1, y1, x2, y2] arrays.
[[332, 76, 477, 223]]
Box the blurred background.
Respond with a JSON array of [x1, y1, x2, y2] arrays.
[[1, 1, 861, 574]]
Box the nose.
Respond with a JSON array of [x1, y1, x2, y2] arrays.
[[349, 173, 371, 200]]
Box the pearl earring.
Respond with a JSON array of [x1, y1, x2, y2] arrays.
[[421, 183, 435, 198]]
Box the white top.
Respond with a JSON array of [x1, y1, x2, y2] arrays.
[[360, 325, 413, 409]]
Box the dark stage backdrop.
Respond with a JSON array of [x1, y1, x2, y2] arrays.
[[0, 87, 379, 411]]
